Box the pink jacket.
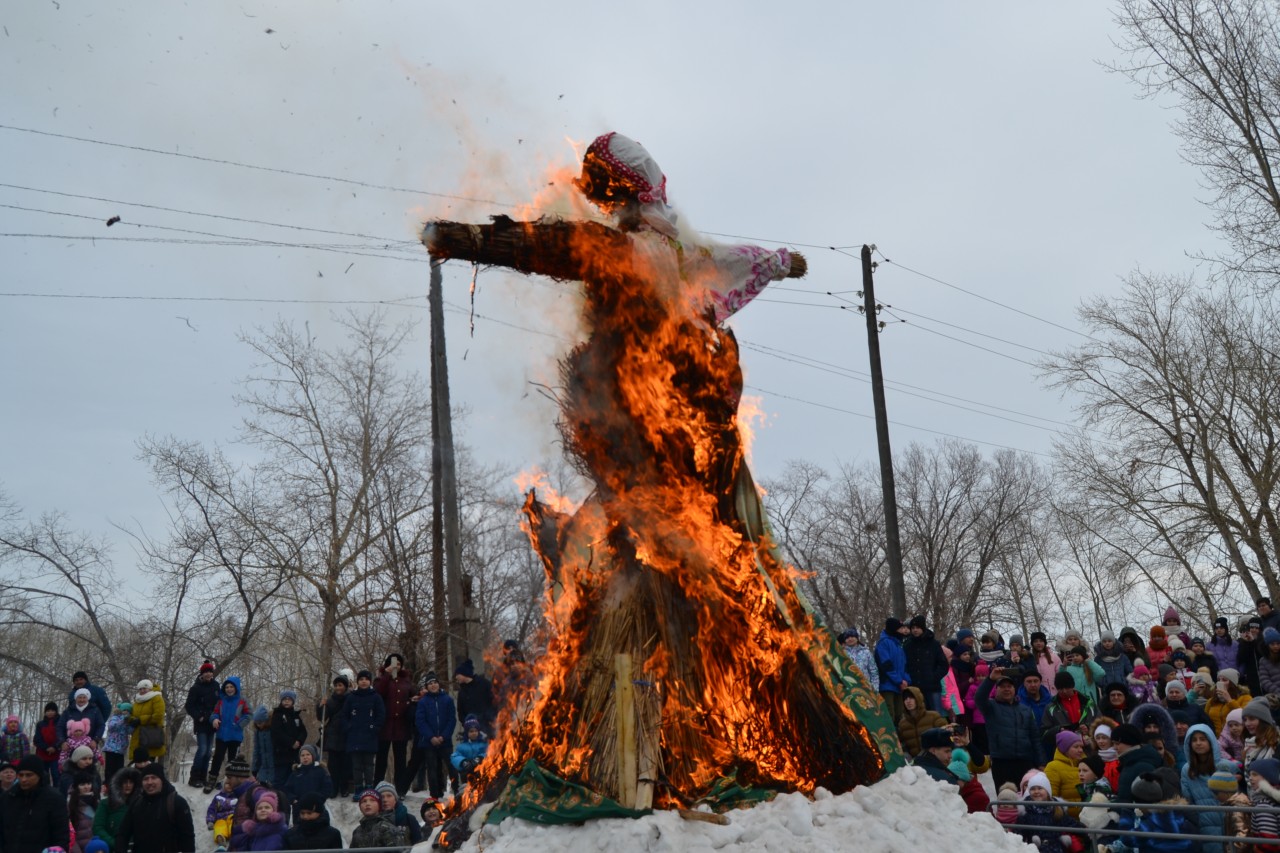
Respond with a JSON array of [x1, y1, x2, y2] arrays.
[[1032, 650, 1062, 696]]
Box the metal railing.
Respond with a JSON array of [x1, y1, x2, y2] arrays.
[[992, 798, 1280, 845]]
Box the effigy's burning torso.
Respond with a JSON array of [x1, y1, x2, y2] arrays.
[[422, 134, 900, 845]]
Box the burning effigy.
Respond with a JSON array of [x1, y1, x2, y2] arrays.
[[421, 133, 902, 847]]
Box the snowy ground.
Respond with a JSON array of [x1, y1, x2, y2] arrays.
[[451, 768, 1033, 853], [177, 766, 1028, 853]]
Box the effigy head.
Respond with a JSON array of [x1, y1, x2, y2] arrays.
[[574, 131, 678, 237]]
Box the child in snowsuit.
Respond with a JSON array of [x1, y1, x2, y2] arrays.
[[236, 789, 288, 852], [33, 702, 61, 784], [207, 676, 251, 793], [1018, 771, 1085, 853], [270, 689, 307, 789], [207, 775, 239, 851], [282, 744, 333, 823], [451, 716, 489, 782], [1113, 767, 1196, 853], [102, 703, 134, 782], [60, 719, 102, 767], [0, 716, 29, 765]]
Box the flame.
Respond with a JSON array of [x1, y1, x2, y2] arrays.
[[434, 158, 886, 833], [735, 393, 767, 469], [512, 467, 580, 515]]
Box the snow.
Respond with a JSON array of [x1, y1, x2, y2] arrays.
[[175, 767, 1031, 852], [450, 767, 1035, 853]]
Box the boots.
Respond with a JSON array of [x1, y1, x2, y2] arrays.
[[188, 768, 205, 789], [203, 775, 218, 795]]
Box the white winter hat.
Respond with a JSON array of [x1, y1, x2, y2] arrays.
[[74, 689, 90, 701], [136, 679, 154, 691]]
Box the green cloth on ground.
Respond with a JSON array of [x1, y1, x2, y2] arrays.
[[487, 759, 652, 825]]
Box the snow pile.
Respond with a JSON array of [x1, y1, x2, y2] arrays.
[[451, 767, 1033, 853]]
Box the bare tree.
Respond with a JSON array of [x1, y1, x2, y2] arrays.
[[1046, 271, 1280, 622], [140, 313, 432, 693], [1112, 0, 1280, 281]]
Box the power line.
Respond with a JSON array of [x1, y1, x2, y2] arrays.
[[0, 290, 427, 306], [874, 307, 1041, 367], [744, 383, 1052, 459], [873, 248, 1099, 342], [886, 305, 1057, 357]]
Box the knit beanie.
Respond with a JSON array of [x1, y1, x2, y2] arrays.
[[256, 789, 279, 810], [358, 788, 380, 804], [1010, 634, 1025, 646], [225, 757, 251, 778], [1094, 723, 1113, 740], [1164, 681, 1187, 699], [1158, 663, 1175, 680], [947, 747, 972, 782], [1244, 697, 1276, 727], [454, 659, 476, 679], [1164, 605, 1181, 624], [1227, 708, 1244, 728], [955, 628, 975, 644], [1054, 671, 1076, 690], [84, 840, 110, 853], [1130, 772, 1164, 803], [1025, 771, 1052, 798], [884, 617, 903, 634], [1030, 631, 1047, 644], [1079, 753, 1106, 780], [279, 689, 298, 703], [16, 755, 44, 776], [70, 746, 94, 763], [1253, 758, 1280, 787], [995, 783, 1021, 824], [1265, 627, 1280, 645], [1168, 637, 1186, 651], [1133, 663, 1151, 678], [1150, 626, 1166, 639], [374, 780, 398, 801], [1220, 669, 1241, 687], [299, 744, 320, 762], [1055, 730, 1082, 755], [1207, 769, 1239, 793], [1113, 723, 1143, 746]]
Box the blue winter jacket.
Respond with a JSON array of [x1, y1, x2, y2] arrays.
[[66, 681, 112, 724], [283, 763, 334, 821], [251, 726, 274, 779], [1115, 807, 1196, 852], [213, 677, 252, 743], [451, 734, 489, 770], [1016, 685, 1054, 728], [875, 630, 909, 693], [975, 677, 1042, 764], [1179, 723, 1225, 853], [414, 691, 456, 747], [342, 687, 385, 754]]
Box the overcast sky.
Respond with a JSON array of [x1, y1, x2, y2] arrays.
[[1, 2, 1217, 578]]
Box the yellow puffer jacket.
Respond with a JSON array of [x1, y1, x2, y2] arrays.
[[1043, 748, 1082, 814], [1205, 690, 1251, 736], [128, 686, 167, 759]]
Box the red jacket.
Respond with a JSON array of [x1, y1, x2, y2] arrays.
[[958, 776, 990, 814], [373, 668, 416, 742]]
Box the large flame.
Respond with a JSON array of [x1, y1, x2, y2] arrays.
[[437, 213, 887, 821]]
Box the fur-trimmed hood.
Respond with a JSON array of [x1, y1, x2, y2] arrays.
[[1130, 702, 1178, 751], [108, 766, 143, 809]]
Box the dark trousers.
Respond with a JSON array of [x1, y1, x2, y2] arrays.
[[105, 751, 124, 783], [880, 691, 905, 728], [351, 751, 376, 792], [209, 739, 240, 779], [375, 738, 408, 787], [403, 742, 452, 798], [326, 748, 351, 796], [990, 756, 1035, 791]]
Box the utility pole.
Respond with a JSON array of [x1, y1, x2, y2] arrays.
[[428, 260, 475, 669], [860, 245, 906, 619]]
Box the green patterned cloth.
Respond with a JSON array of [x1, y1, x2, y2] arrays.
[[487, 759, 652, 825]]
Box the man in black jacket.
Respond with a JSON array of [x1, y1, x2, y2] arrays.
[[115, 763, 196, 853], [910, 727, 959, 785], [454, 659, 497, 737], [0, 756, 70, 853], [903, 615, 950, 715], [183, 660, 220, 788], [975, 665, 1042, 790]]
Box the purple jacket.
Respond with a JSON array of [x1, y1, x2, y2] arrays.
[[1208, 635, 1239, 672]]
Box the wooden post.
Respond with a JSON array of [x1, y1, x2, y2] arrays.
[[615, 653, 638, 808]]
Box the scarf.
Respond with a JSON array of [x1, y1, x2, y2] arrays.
[[1096, 746, 1118, 762]]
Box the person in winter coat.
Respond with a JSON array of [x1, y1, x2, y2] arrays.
[[316, 673, 351, 798], [838, 627, 879, 688], [1147, 625, 1172, 669], [1131, 703, 1180, 760], [236, 788, 288, 852], [903, 616, 950, 714], [1060, 644, 1107, 708], [1209, 617, 1239, 673], [1043, 730, 1085, 811], [0, 717, 29, 767], [1163, 681, 1212, 731], [282, 745, 333, 823], [282, 792, 343, 850], [451, 716, 489, 780], [1116, 766, 1196, 853], [184, 660, 221, 788], [66, 671, 112, 726], [1180, 723, 1227, 852], [896, 687, 948, 757], [375, 781, 422, 844], [1219, 707, 1247, 765], [114, 763, 196, 853], [372, 653, 415, 792], [59, 719, 101, 767], [127, 679, 167, 759], [1243, 697, 1280, 793], [32, 703, 61, 785], [940, 648, 963, 722], [977, 665, 1043, 789], [1017, 771, 1084, 853], [405, 671, 455, 799], [270, 690, 307, 789], [68, 770, 98, 853], [1203, 669, 1250, 736], [946, 746, 990, 814], [949, 647, 976, 722], [59, 689, 106, 745], [59, 745, 102, 798], [1127, 663, 1159, 706], [1114, 723, 1164, 810], [250, 706, 274, 785], [1099, 681, 1135, 725], [343, 670, 386, 795], [1247, 757, 1280, 850], [1043, 671, 1098, 739], [207, 676, 252, 792], [101, 703, 134, 782], [1118, 626, 1147, 665], [1016, 669, 1054, 728], [454, 659, 498, 738], [1260, 627, 1280, 695], [93, 766, 140, 852], [875, 618, 911, 724], [1028, 632, 1062, 697], [1094, 631, 1133, 687], [206, 774, 239, 850], [350, 788, 407, 848], [225, 758, 267, 850], [0, 755, 71, 853], [910, 727, 959, 785]]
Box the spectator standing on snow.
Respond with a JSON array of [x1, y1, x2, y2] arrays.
[[66, 670, 112, 726], [404, 672, 455, 800], [454, 659, 497, 738], [977, 664, 1042, 790], [183, 660, 220, 789], [206, 676, 251, 793], [903, 616, 949, 714], [373, 653, 415, 791], [270, 689, 307, 789], [876, 618, 911, 726], [114, 763, 196, 853], [316, 673, 352, 798], [838, 628, 879, 689], [344, 670, 386, 795]]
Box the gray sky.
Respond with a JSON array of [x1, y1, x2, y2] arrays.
[[1, 2, 1216, 576]]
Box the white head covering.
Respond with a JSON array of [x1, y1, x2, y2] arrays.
[[582, 132, 679, 238]]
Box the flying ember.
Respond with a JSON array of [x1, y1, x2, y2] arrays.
[[421, 132, 902, 847]]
